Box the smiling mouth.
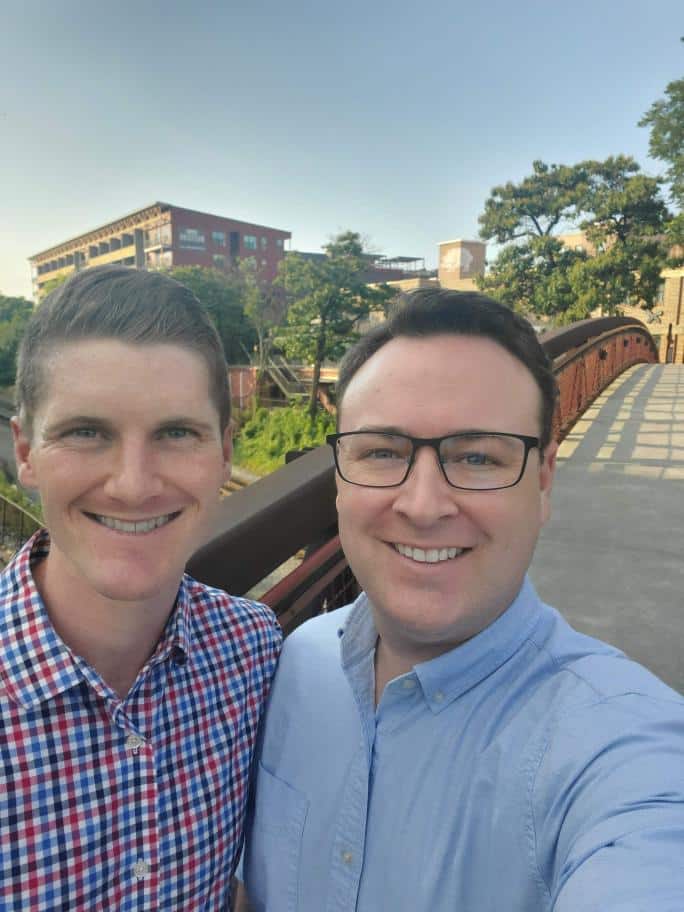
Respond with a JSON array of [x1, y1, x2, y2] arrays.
[[86, 512, 181, 534], [393, 543, 469, 563]]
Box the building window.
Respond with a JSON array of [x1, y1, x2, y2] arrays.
[[212, 231, 226, 247], [243, 235, 257, 250], [260, 236, 268, 250], [213, 254, 226, 267], [179, 227, 206, 250], [276, 238, 284, 249]]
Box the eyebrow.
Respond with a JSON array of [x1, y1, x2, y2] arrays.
[[42, 416, 113, 437]]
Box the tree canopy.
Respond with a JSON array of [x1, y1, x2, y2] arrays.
[[276, 231, 393, 416], [166, 266, 256, 363], [478, 156, 670, 322], [237, 257, 287, 382], [639, 71, 684, 207], [0, 294, 33, 387]]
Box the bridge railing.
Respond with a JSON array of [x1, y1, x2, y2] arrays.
[[186, 315, 658, 630]]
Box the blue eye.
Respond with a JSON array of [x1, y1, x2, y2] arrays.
[[66, 427, 100, 439], [162, 427, 199, 440], [464, 452, 489, 465]]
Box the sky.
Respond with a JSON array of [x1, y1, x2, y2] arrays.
[[1, 0, 682, 299]]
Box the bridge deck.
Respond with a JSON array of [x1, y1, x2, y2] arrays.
[[531, 363, 684, 693]]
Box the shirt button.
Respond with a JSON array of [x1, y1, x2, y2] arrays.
[[433, 690, 445, 703], [341, 850, 354, 865], [132, 859, 150, 880], [402, 678, 416, 690], [125, 734, 146, 754]]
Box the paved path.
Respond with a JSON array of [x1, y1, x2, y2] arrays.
[[531, 363, 684, 694]]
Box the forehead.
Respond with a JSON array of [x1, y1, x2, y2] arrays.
[[339, 334, 542, 435], [35, 338, 214, 417]]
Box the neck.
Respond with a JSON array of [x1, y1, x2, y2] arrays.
[[373, 622, 465, 705], [373, 636, 437, 705], [33, 555, 178, 700]]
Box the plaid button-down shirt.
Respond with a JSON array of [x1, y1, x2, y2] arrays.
[[0, 530, 282, 911]]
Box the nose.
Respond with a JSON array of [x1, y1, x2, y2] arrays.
[[391, 445, 459, 525], [103, 437, 163, 504]]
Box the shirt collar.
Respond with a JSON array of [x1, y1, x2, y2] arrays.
[[339, 576, 544, 713], [0, 530, 191, 709]]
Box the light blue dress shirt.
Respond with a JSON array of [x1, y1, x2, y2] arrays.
[[243, 578, 684, 911]]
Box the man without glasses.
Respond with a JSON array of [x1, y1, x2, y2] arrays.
[[240, 289, 684, 911], [0, 265, 281, 910]]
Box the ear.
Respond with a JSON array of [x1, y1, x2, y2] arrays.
[[221, 423, 233, 482], [11, 416, 39, 491], [539, 440, 558, 526]]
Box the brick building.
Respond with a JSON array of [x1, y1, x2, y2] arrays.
[[661, 257, 684, 363], [29, 202, 291, 300]]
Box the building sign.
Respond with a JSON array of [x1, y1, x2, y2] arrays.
[[179, 227, 206, 250]]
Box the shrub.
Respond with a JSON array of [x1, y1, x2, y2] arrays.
[[234, 404, 335, 475]]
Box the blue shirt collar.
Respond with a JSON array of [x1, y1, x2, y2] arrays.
[[339, 577, 544, 713]]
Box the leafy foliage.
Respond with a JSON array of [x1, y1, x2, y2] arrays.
[[276, 231, 393, 416], [0, 294, 33, 386], [478, 160, 590, 243], [237, 257, 287, 381], [640, 72, 684, 207], [478, 156, 670, 319], [38, 274, 69, 301], [233, 404, 335, 475], [166, 266, 256, 363], [0, 470, 42, 522]]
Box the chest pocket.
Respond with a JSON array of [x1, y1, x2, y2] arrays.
[[244, 762, 309, 912]]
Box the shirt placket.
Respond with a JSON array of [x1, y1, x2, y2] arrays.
[[112, 668, 161, 909], [326, 650, 376, 912]]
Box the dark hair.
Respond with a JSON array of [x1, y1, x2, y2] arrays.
[[17, 265, 230, 432], [336, 288, 558, 449]]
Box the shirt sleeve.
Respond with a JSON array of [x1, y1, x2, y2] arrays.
[[530, 694, 684, 911]]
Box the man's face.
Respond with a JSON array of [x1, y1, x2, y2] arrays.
[[12, 339, 231, 610], [336, 334, 556, 661]]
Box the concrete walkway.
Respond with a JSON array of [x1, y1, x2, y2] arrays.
[[531, 363, 684, 694]]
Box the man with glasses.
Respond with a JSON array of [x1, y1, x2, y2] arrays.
[[239, 290, 684, 911]]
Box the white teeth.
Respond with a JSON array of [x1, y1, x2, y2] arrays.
[[92, 513, 176, 534], [394, 543, 465, 563]]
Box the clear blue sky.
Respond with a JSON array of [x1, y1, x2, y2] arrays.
[[1, 0, 682, 299]]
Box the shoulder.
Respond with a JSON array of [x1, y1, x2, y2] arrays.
[[182, 574, 283, 654], [528, 599, 682, 708], [526, 623, 684, 793], [279, 602, 355, 663]]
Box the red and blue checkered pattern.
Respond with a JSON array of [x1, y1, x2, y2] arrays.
[[0, 530, 282, 910]]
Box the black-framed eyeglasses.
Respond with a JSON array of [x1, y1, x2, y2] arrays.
[[326, 431, 540, 491]]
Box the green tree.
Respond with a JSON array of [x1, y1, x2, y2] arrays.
[[0, 294, 33, 386], [639, 66, 684, 207], [570, 156, 671, 315], [166, 266, 255, 363], [479, 157, 670, 319], [237, 257, 287, 385], [479, 160, 590, 244], [39, 273, 69, 300], [276, 232, 393, 417], [477, 236, 586, 319]]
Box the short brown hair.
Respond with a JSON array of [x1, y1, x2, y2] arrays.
[[336, 289, 558, 450], [17, 265, 231, 432]]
